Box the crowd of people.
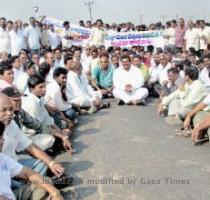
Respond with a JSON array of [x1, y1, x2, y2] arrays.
[[1, 15, 210, 199]]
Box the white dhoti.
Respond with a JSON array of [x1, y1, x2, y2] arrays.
[[71, 91, 102, 107], [113, 87, 148, 104]]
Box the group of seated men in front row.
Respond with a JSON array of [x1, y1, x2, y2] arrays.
[[1, 44, 210, 199]]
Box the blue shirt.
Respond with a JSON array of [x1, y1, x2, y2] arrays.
[[92, 65, 114, 89]]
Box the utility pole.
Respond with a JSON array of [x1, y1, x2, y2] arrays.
[[84, 0, 95, 22]]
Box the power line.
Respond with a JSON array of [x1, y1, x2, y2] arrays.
[[83, 0, 94, 22]]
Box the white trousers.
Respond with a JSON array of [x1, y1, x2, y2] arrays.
[[113, 87, 149, 103]]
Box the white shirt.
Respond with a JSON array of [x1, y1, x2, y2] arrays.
[[162, 80, 207, 109], [87, 27, 107, 46], [13, 68, 24, 85], [67, 71, 94, 99], [16, 72, 30, 95], [54, 58, 64, 69], [25, 25, 41, 49], [9, 29, 26, 56], [48, 30, 60, 49], [2, 120, 32, 160], [81, 53, 92, 74], [22, 93, 54, 131], [199, 27, 210, 50], [113, 66, 144, 91], [60, 29, 72, 48], [167, 27, 176, 45], [0, 153, 23, 200], [184, 28, 200, 51], [0, 27, 11, 54], [149, 64, 159, 83], [45, 80, 72, 111], [157, 63, 172, 85], [199, 67, 210, 92]]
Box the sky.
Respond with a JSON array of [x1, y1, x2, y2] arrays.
[[0, 0, 209, 25]]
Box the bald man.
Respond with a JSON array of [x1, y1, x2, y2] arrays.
[[0, 93, 64, 178], [66, 61, 104, 113]]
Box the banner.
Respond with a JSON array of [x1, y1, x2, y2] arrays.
[[42, 16, 92, 46], [104, 31, 164, 49], [42, 16, 164, 48]]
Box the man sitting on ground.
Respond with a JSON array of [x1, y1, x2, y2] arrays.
[[158, 67, 207, 123], [21, 74, 72, 153], [0, 120, 64, 200], [91, 53, 114, 98], [113, 54, 149, 105], [2, 86, 55, 151]]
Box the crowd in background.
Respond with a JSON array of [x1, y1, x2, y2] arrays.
[[1, 15, 210, 199]]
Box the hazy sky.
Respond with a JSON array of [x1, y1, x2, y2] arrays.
[[0, 0, 209, 25]]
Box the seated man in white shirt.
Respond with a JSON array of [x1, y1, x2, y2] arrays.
[[0, 61, 14, 91], [154, 53, 172, 96], [45, 67, 78, 126], [22, 75, 72, 154], [16, 61, 36, 95], [0, 93, 64, 178], [158, 67, 207, 121], [0, 121, 64, 200], [199, 54, 210, 92], [66, 61, 105, 113], [10, 56, 23, 85], [113, 54, 149, 105], [2, 86, 55, 152]]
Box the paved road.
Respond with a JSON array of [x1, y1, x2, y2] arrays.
[[57, 100, 210, 200]]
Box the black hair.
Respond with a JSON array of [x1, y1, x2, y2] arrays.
[[37, 62, 51, 79], [53, 67, 68, 78], [23, 61, 35, 71], [174, 61, 184, 71], [27, 74, 45, 90], [52, 48, 61, 54], [171, 19, 177, 24], [120, 54, 131, 61], [111, 53, 119, 60], [99, 52, 109, 59], [0, 121, 5, 136], [96, 19, 103, 25], [63, 21, 69, 27], [10, 56, 19, 64], [167, 67, 179, 74], [182, 59, 192, 67], [0, 61, 13, 75], [64, 56, 73, 65], [184, 66, 199, 81]]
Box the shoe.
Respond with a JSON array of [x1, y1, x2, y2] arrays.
[[194, 135, 209, 145], [100, 102, 110, 109], [136, 99, 146, 106], [117, 99, 125, 105], [51, 175, 74, 190]]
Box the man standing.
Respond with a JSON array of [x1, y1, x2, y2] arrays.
[[113, 54, 148, 105], [175, 18, 187, 50], [184, 20, 200, 53], [0, 17, 11, 55], [25, 17, 41, 55]]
